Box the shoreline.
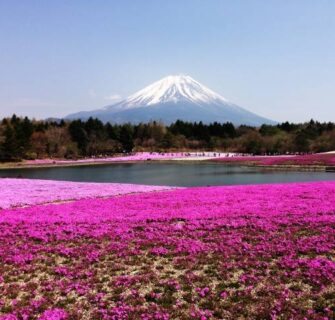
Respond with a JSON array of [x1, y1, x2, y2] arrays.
[[1, 151, 335, 172], [0, 158, 218, 170], [1, 159, 335, 172]]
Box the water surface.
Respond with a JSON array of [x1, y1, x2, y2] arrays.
[[0, 162, 334, 186]]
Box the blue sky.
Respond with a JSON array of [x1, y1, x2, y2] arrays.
[[0, 0, 334, 122]]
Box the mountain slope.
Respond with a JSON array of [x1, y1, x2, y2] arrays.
[[66, 75, 276, 126]]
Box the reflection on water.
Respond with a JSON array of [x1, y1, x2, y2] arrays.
[[0, 162, 334, 187]]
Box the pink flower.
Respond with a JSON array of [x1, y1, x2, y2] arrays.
[[38, 309, 68, 320]]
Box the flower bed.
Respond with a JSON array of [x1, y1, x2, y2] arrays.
[[1, 181, 335, 319], [0, 178, 175, 209], [214, 153, 335, 166], [24, 153, 190, 166], [22, 152, 226, 167]]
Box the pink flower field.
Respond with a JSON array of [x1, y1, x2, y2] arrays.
[[0, 178, 175, 209], [24, 152, 190, 166], [214, 153, 335, 167], [21, 152, 225, 167], [1, 180, 335, 319]]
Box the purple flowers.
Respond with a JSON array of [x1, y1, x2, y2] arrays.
[[0, 178, 176, 209], [214, 153, 335, 166], [38, 309, 68, 320], [196, 287, 210, 298], [0, 180, 335, 318]]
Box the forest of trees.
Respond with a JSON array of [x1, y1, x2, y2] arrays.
[[0, 114, 335, 162]]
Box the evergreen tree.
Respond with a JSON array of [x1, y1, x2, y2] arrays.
[[15, 117, 33, 157], [68, 120, 89, 155], [120, 124, 134, 152], [0, 125, 18, 161]]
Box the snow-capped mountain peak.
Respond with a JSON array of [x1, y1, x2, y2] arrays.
[[66, 74, 276, 126], [110, 74, 229, 110]]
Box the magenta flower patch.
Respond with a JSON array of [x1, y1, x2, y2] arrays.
[[0, 181, 335, 318], [0, 178, 176, 209]]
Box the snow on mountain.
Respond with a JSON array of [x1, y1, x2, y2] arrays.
[[66, 75, 276, 126], [114, 75, 229, 109]]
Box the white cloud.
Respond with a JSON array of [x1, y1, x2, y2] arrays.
[[104, 94, 122, 101]]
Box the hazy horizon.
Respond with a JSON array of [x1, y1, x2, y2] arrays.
[[0, 0, 334, 123]]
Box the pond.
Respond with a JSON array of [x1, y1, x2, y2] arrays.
[[0, 162, 334, 186]]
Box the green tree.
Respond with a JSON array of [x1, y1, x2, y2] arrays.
[[68, 120, 89, 155], [294, 131, 310, 153], [120, 124, 134, 152], [14, 117, 34, 157], [0, 126, 18, 161]]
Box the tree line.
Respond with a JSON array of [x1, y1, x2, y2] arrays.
[[0, 114, 335, 162]]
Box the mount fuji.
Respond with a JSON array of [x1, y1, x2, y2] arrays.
[[66, 75, 276, 126]]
